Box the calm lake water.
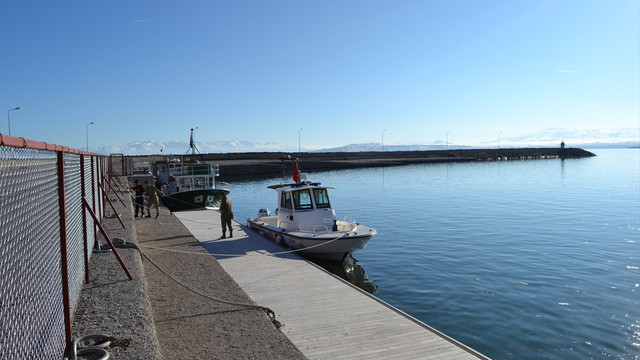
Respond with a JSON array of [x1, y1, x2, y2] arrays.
[[225, 148, 639, 360]]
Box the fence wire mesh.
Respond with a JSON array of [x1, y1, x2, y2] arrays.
[[0, 146, 104, 359], [83, 156, 96, 268], [64, 153, 84, 315]]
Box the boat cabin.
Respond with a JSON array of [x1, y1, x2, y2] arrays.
[[154, 161, 223, 193], [270, 182, 337, 232]]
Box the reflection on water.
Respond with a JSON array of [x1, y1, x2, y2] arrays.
[[311, 255, 378, 294]]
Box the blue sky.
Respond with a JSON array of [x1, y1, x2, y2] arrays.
[[1, 0, 638, 152]]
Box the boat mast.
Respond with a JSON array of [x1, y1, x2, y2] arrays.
[[187, 128, 200, 155]]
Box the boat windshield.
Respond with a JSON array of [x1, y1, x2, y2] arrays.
[[281, 192, 293, 209], [292, 189, 313, 210], [313, 188, 331, 209]]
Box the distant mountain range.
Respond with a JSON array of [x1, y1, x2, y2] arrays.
[[94, 127, 639, 155], [100, 139, 289, 156]]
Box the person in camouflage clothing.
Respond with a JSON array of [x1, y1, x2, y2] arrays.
[[219, 193, 233, 238]]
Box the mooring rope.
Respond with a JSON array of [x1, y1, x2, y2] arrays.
[[64, 334, 135, 360], [112, 239, 282, 329], [137, 231, 346, 258], [256, 232, 346, 256]]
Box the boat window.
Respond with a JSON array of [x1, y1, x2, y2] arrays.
[[293, 189, 313, 210], [194, 177, 205, 188], [281, 192, 293, 209], [169, 164, 182, 176], [179, 178, 192, 190], [313, 188, 331, 209]]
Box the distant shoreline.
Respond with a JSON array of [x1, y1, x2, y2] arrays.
[[197, 147, 596, 178], [123, 147, 596, 179]]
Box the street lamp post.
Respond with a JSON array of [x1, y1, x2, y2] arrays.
[[86, 122, 94, 151], [7, 107, 20, 136], [298, 128, 303, 154], [498, 131, 503, 149], [446, 130, 451, 150], [382, 129, 387, 152]]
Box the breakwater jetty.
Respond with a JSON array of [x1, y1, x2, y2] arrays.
[[191, 147, 595, 178]]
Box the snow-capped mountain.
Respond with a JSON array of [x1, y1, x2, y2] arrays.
[[93, 128, 639, 155], [94, 139, 288, 155], [485, 128, 640, 148]]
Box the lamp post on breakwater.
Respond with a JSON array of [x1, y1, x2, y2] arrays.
[[381, 129, 386, 152], [498, 131, 502, 149], [298, 128, 303, 155], [86, 122, 94, 151], [446, 130, 451, 150], [7, 107, 20, 136]]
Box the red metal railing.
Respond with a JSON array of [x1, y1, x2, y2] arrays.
[[0, 134, 115, 359]]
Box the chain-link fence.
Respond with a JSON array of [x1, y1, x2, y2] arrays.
[[0, 137, 107, 359]]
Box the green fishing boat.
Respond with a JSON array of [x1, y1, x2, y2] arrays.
[[153, 129, 229, 211]]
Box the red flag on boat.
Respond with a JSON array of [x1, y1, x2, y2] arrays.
[[293, 162, 300, 183]]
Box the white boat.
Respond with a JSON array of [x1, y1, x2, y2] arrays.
[[247, 171, 377, 261]]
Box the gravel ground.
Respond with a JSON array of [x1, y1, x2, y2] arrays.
[[72, 180, 305, 359], [71, 186, 162, 359]]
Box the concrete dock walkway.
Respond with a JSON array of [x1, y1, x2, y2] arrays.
[[175, 209, 490, 360], [135, 208, 305, 359]]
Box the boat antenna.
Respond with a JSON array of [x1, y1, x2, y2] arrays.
[[186, 128, 200, 154]]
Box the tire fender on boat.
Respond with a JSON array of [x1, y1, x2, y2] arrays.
[[275, 235, 283, 245]]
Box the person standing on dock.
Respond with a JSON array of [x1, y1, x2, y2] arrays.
[[144, 180, 164, 218], [130, 180, 145, 217], [219, 193, 233, 238]]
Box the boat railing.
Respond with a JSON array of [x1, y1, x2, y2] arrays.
[[341, 216, 357, 224], [337, 216, 357, 231], [298, 224, 331, 232], [217, 181, 229, 190]]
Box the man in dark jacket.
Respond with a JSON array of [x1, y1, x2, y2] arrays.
[[130, 180, 145, 217], [219, 193, 233, 238]]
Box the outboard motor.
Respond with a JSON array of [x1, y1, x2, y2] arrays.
[[258, 208, 270, 218]]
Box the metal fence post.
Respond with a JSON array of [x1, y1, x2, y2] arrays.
[[99, 158, 105, 219], [81, 154, 90, 283], [57, 151, 73, 351], [91, 156, 97, 249]]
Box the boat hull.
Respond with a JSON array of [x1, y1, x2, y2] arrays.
[[161, 189, 230, 212], [247, 218, 375, 261]]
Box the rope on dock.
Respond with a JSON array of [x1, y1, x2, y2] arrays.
[[112, 239, 283, 329], [257, 233, 346, 256], [64, 334, 132, 360], [137, 231, 346, 257]]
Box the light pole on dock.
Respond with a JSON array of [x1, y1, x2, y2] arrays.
[[498, 131, 502, 149], [7, 107, 20, 136], [86, 122, 94, 151], [446, 130, 451, 150]]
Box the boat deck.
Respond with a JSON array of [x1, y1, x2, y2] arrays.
[[174, 209, 490, 360]]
